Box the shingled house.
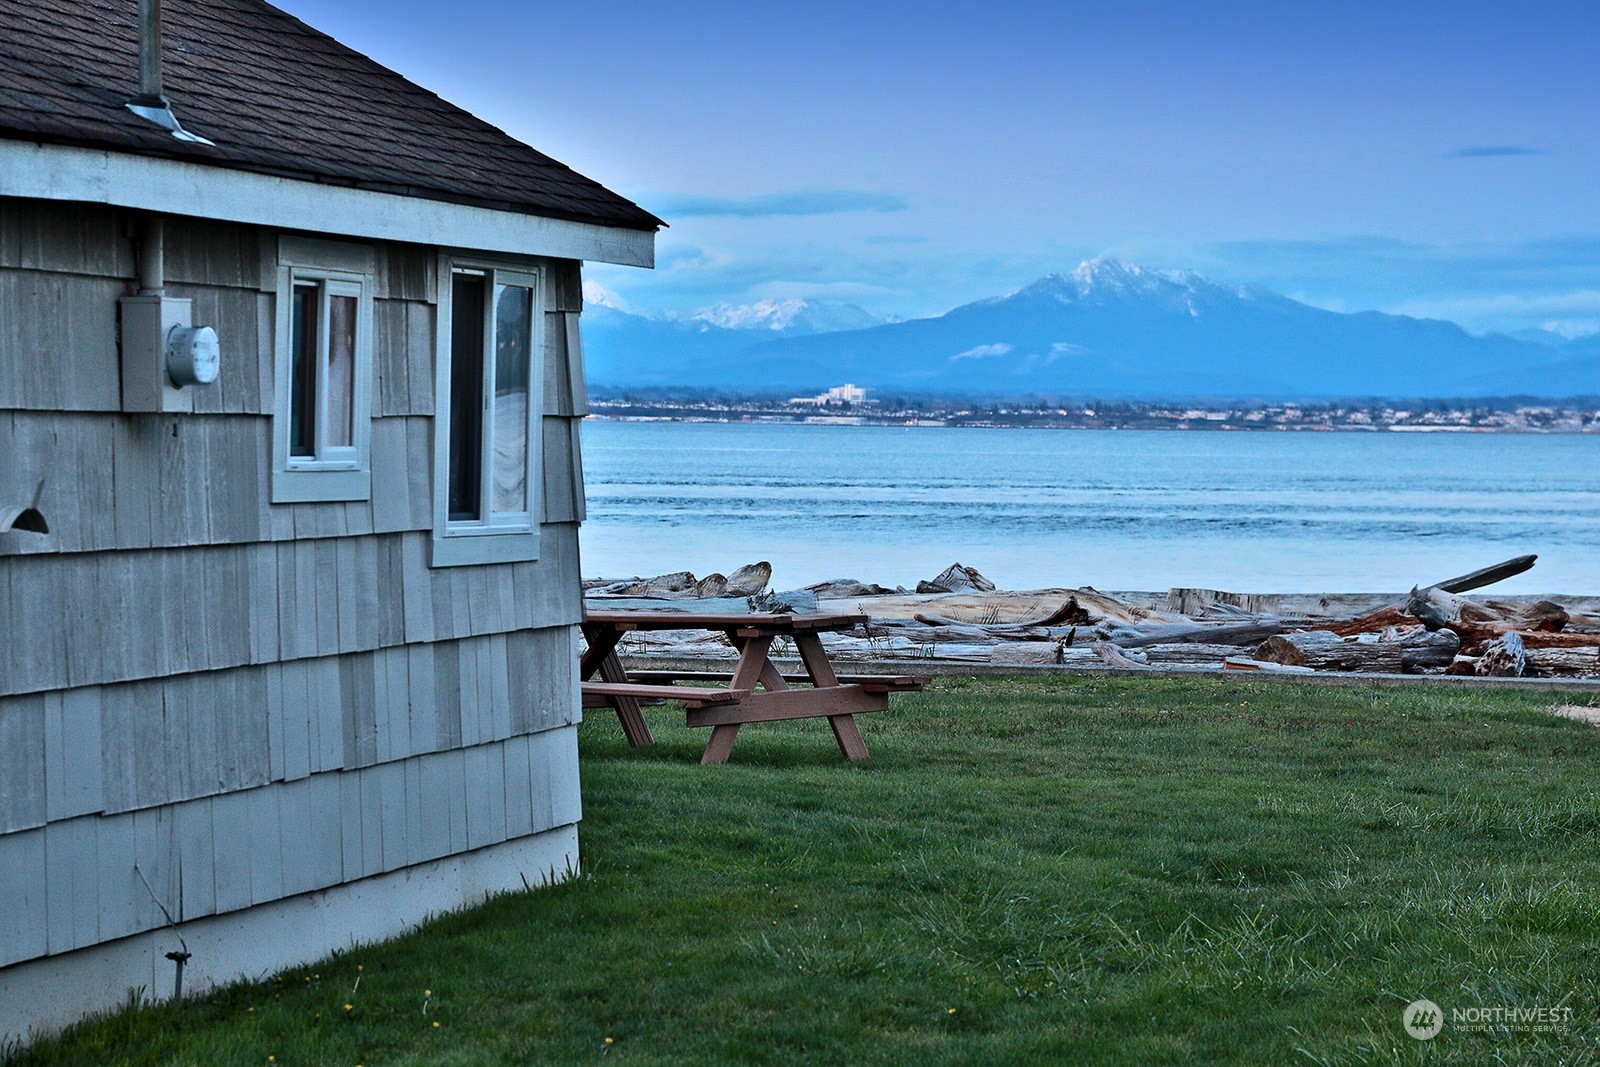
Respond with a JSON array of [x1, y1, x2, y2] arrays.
[[0, 0, 659, 1040]]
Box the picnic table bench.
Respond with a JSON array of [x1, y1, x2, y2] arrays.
[[580, 609, 928, 764]]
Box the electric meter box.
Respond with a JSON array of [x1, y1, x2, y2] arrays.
[[119, 294, 221, 412]]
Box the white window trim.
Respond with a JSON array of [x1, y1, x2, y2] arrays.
[[431, 253, 545, 568], [271, 238, 375, 503]]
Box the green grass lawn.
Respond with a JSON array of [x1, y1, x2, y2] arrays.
[[12, 676, 1600, 1066]]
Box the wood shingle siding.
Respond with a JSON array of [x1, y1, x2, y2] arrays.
[[3, 190, 604, 1037], [0, 730, 577, 968], [0, 213, 449, 419], [0, 626, 575, 833], [3, 526, 583, 695], [0, 0, 654, 1029]]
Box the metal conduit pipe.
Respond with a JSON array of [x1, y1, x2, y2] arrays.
[[137, 215, 165, 295]]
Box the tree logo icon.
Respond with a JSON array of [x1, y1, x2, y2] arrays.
[[1404, 999, 1444, 1040]]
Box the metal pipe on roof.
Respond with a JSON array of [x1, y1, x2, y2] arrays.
[[123, 0, 215, 147], [136, 0, 165, 105]]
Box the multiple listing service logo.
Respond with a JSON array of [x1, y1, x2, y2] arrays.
[[1403, 999, 1445, 1041], [1403, 997, 1573, 1040]]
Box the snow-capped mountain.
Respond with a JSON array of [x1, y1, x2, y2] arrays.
[[583, 260, 1600, 399], [689, 298, 885, 334]]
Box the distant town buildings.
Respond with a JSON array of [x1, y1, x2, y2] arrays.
[[789, 383, 869, 405], [587, 392, 1600, 433]]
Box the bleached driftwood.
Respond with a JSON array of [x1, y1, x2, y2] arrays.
[[724, 561, 773, 597], [1526, 646, 1600, 675], [990, 643, 1064, 665], [1434, 554, 1538, 594], [1474, 632, 1527, 677], [807, 577, 900, 598], [916, 562, 997, 594], [1115, 621, 1291, 648], [1140, 642, 1276, 666], [1255, 629, 1459, 672], [694, 573, 728, 597], [1092, 641, 1153, 669], [1222, 657, 1316, 673]]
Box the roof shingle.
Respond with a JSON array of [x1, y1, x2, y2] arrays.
[[0, 0, 662, 231]]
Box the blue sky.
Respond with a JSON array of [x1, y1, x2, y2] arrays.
[[279, 0, 1600, 336]]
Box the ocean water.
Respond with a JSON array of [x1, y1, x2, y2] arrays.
[[578, 421, 1600, 595]]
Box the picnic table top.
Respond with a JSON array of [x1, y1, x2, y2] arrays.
[[582, 610, 866, 633]]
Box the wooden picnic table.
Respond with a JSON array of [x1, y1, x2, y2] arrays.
[[579, 610, 927, 764]]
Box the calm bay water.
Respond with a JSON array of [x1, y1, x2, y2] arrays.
[[578, 421, 1600, 594]]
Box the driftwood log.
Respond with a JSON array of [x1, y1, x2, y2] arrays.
[[1451, 644, 1600, 677], [1222, 657, 1315, 673], [1255, 629, 1460, 672], [1403, 585, 1599, 655], [1323, 606, 1417, 637], [1435, 554, 1538, 593], [1475, 632, 1527, 677], [990, 642, 1064, 665], [1524, 646, 1600, 674], [1140, 643, 1278, 666], [1093, 642, 1154, 669], [1286, 556, 1544, 640], [1115, 621, 1292, 648], [724, 561, 773, 597]]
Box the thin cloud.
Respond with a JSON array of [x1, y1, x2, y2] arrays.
[[1449, 145, 1544, 158], [652, 190, 910, 219], [950, 343, 1013, 362]]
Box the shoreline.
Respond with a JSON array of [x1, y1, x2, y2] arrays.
[[586, 397, 1600, 434], [585, 566, 1600, 680]]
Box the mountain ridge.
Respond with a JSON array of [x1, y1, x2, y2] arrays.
[[583, 260, 1599, 400]]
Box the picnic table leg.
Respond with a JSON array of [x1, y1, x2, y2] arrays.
[[693, 634, 778, 764], [828, 715, 871, 761], [599, 650, 655, 747], [723, 632, 791, 692], [579, 623, 622, 680], [581, 624, 655, 747], [701, 724, 741, 764], [793, 632, 871, 761], [792, 632, 840, 687]]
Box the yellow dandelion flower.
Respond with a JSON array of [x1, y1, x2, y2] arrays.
[[344, 1004, 353, 1012], [432, 1021, 441, 1029], [947, 1008, 957, 1015], [604, 1037, 614, 1045], [424, 989, 432, 997]]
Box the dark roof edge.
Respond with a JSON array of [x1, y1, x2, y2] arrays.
[[0, 138, 657, 268], [0, 128, 665, 232], [197, 0, 667, 232]]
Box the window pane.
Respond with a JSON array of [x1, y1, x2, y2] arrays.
[[448, 273, 486, 521], [491, 283, 532, 514], [326, 294, 357, 447], [289, 283, 318, 457]]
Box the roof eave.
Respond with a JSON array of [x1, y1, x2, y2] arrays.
[[0, 138, 657, 267]]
